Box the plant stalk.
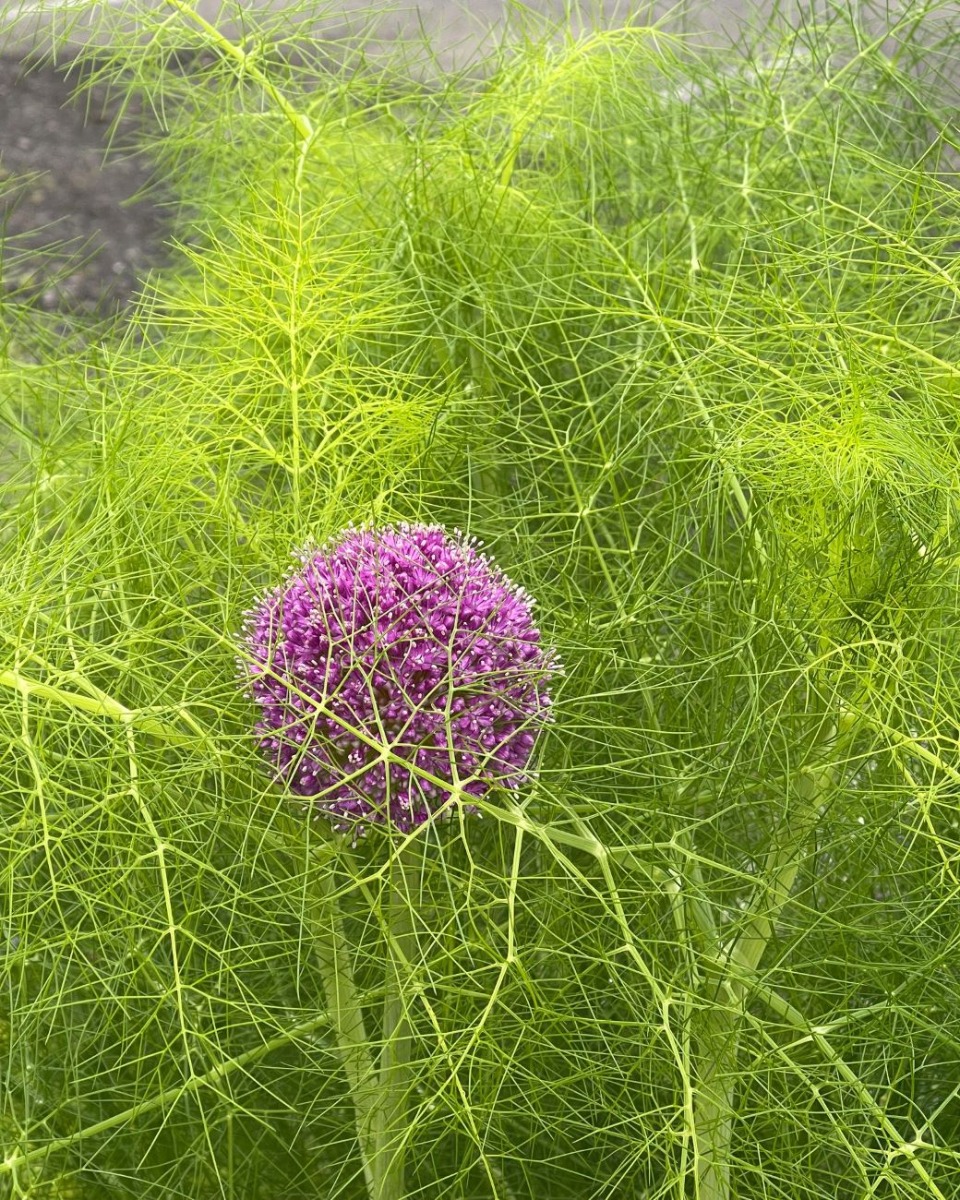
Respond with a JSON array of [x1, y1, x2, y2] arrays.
[[309, 845, 419, 1200], [308, 857, 382, 1199], [693, 1004, 739, 1200], [691, 726, 843, 1200], [369, 847, 419, 1200]]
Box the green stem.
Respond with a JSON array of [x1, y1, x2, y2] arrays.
[[0, 667, 211, 751], [691, 724, 842, 1200], [308, 846, 419, 1200], [307, 858, 381, 1199], [693, 1005, 739, 1200], [162, 0, 313, 142], [721, 765, 826, 984], [370, 848, 419, 1200]]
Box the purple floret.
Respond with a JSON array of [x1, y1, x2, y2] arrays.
[[240, 524, 556, 834]]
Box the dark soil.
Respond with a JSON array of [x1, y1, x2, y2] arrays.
[[0, 56, 166, 316]]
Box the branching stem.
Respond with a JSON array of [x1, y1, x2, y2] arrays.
[[162, 0, 313, 142]]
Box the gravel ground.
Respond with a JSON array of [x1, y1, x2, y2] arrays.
[[0, 56, 165, 315]]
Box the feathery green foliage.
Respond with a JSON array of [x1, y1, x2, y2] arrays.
[[2, 3, 960, 1197]]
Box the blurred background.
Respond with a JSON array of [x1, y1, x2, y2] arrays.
[[1, 1, 819, 62], [0, 1, 911, 315]]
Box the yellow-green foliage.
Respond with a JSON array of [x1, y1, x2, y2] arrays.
[[2, 4, 960, 1198]]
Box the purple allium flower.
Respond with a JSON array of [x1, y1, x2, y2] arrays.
[[241, 524, 556, 835]]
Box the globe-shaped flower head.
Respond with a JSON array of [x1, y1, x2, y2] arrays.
[[241, 524, 556, 834]]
